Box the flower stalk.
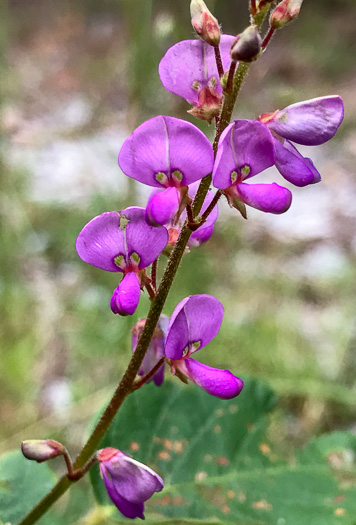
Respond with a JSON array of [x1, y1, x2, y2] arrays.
[[18, 5, 272, 525]]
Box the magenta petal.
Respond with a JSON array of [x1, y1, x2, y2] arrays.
[[118, 116, 214, 188], [189, 224, 214, 247], [178, 358, 244, 399], [76, 208, 167, 272], [103, 476, 145, 520], [110, 272, 140, 316], [165, 295, 224, 359], [268, 95, 344, 146], [198, 185, 219, 226], [213, 120, 275, 189], [188, 184, 219, 246], [76, 211, 125, 272], [124, 207, 168, 268], [159, 35, 235, 105], [107, 454, 164, 504], [145, 187, 180, 226], [235, 182, 292, 214], [164, 297, 190, 360], [274, 139, 321, 186]]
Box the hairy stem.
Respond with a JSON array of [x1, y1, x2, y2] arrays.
[[262, 26, 275, 49], [151, 258, 158, 291], [214, 45, 224, 78]]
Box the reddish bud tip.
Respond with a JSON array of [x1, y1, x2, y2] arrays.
[[230, 25, 262, 63], [21, 439, 65, 463], [190, 0, 220, 46], [270, 0, 303, 29]]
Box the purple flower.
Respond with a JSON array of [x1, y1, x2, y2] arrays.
[[145, 181, 219, 248], [165, 295, 243, 399], [98, 447, 164, 520], [132, 315, 169, 387], [76, 207, 168, 316], [159, 36, 235, 122], [259, 95, 344, 187], [213, 119, 292, 214], [118, 116, 214, 188]]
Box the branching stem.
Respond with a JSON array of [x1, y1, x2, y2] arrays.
[[131, 357, 166, 392]]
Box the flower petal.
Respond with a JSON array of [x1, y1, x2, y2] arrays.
[[274, 138, 321, 186], [189, 223, 214, 247], [177, 358, 243, 399], [165, 295, 224, 359], [145, 187, 180, 226], [234, 182, 292, 214], [76, 211, 125, 272], [267, 95, 344, 146], [213, 120, 275, 189], [159, 35, 235, 105], [76, 207, 168, 272], [164, 297, 190, 360], [106, 453, 164, 504], [103, 475, 145, 520], [118, 116, 214, 188], [187, 182, 219, 246], [110, 272, 141, 316], [189, 181, 219, 226], [124, 207, 168, 268]]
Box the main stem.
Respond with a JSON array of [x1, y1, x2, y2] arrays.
[[19, 8, 270, 524]]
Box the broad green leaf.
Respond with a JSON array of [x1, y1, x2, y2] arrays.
[[90, 380, 356, 524], [0, 450, 56, 524], [90, 379, 277, 515]]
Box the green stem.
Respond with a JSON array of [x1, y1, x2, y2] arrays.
[[18, 6, 272, 524]]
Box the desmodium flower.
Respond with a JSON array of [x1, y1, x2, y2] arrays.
[[76, 207, 168, 316], [145, 181, 219, 248], [98, 448, 163, 520], [213, 119, 292, 214], [118, 115, 214, 188], [165, 295, 243, 399], [132, 315, 169, 387], [259, 95, 344, 187], [159, 36, 235, 122]]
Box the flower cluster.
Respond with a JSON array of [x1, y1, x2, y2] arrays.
[[72, 5, 344, 516], [21, 2, 345, 523]]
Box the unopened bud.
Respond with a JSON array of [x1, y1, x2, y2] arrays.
[[270, 0, 303, 29], [21, 439, 65, 463], [190, 0, 220, 46], [230, 25, 262, 63]]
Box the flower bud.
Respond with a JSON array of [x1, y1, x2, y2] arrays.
[[230, 25, 262, 63], [190, 0, 220, 46], [21, 439, 65, 463], [270, 0, 303, 29]]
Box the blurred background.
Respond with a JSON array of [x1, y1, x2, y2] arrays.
[[0, 0, 356, 517]]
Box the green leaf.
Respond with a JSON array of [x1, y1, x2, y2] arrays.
[[90, 378, 277, 516], [0, 450, 56, 524], [90, 380, 356, 524]]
